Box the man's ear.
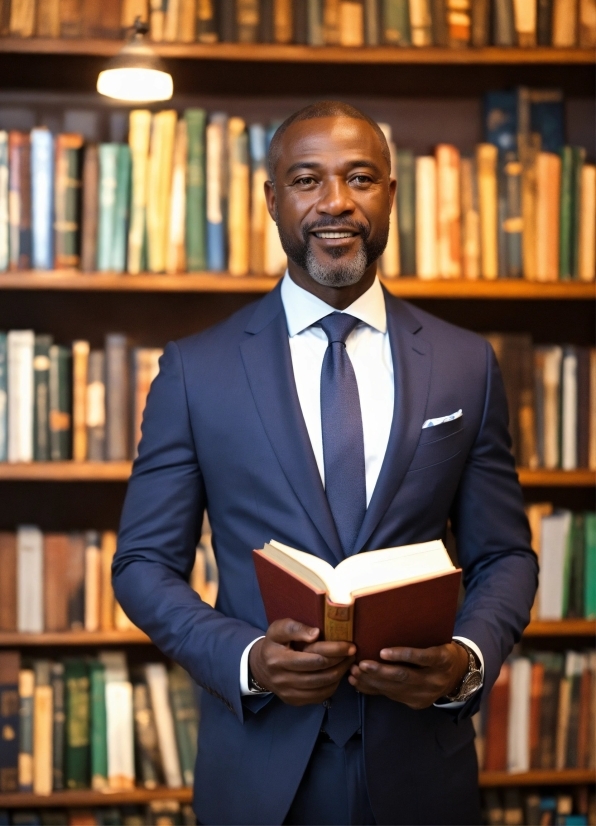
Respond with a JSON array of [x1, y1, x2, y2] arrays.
[[264, 179, 278, 224], [389, 177, 397, 210]]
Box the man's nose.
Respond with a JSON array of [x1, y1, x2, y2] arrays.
[[315, 178, 355, 215]]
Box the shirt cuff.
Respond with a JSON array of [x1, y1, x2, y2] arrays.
[[240, 636, 269, 695], [433, 636, 484, 710]]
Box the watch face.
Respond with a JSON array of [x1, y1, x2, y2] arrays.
[[461, 671, 483, 697]]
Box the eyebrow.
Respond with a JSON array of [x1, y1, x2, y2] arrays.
[[285, 159, 383, 176]]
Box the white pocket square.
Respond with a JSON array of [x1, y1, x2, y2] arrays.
[[422, 409, 463, 429]]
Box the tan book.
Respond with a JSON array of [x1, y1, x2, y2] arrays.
[[228, 118, 250, 277], [59, 0, 81, 35], [476, 143, 498, 280], [84, 532, 101, 632], [552, 0, 578, 44], [100, 531, 117, 631], [127, 110, 152, 275], [274, 0, 292, 41], [250, 145, 268, 275], [542, 346, 563, 469], [526, 502, 553, 621], [264, 211, 287, 276], [66, 533, 85, 630], [380, 132, 399, 278], [166, 120, 188, 275], [415, 156, 437, 279], [72, 340, 90, 462], [147, 110, 177, 273], [81, 144, 99, 273], [512, 0, 536, 44], [339, 0, 364, 44], [164, 0, 180, 39], [323, 0, 340, 42], [535, 152, 561, 283], [579, 0, 596, 45], [133, 348, 162, 455], [590, 349, 596, 471], [0, 533, 17, 631], [121, 0, 148, 27], [460, 157, 480, 279], [520, 133, 540, 280], [408, 0, 432, 44], [43, 534, 69, 632], [36, 0, 60, 34], [178, 0, 195, 40], [436, 144, 461, 279], [18, 669, 34, 791], [9, 0, 35, 35], [33, 679, 53, 796], [578, 164, 595, 282], [150, 0, 164, 41]]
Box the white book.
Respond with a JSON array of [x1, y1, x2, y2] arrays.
[[415, 156, 437, 279], [507, 657, 532, 773], [17, 525, 44, 632], [33, 683, 53, 795], [539, 510, 572, 620], [7, 330, 34, 462], [561, 349, 578, 470], [542, 345, 563, 469], [145, 663, 183, 788], [106, 680, 135, 789]]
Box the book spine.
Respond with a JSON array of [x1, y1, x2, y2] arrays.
[[259, 0, 275, 38], [49, 344, 72, 461], [166, 120, 188, 275], [579, 0, 596, 45], [503, 152, 523, 279], [585, 513, 596, 619], [436, 144, 461, 278], [570, 147, 585, 280], [145, 663, 183, 788], [163, 0, 180, 40], [50, 662, 65, 791], [493, 0, 514, 42], [9, 0, 35, 37], [106, 680, 135, 789], [578, 164, 596, 281], [80, 143, 99, 272], [105, 333, 129, 461], [0, 132, 8, 272], [8, 330, 35, 463], [72, 340, 90, 462], [324, 600, 354, 642], [431, 0, 448, 43], [497, 166, 507, 278], [561, 347, 578, 471], [185, 109, 207, 271], [100, 531, 117, 631], [415, 156, 437, 278], [446, 0, 470, 44], [248, 124, 268, 275], [0, 533, 16, 630], [33, 677, 53, 796], [228, 118, 250, 276], [168, 667, 199, 787], [559, 146, 574, 281], [97, 144, 120, 272], [89, 661, 108, 789], [149, 0, 166, 40], [86, 350, 106, 461], [9, 132, 32, 271], [120, 0, 147, 28], [519, 133, 540, 280], [408, 0, 431, 43], [0, 333, 6, 462], [206, 115, 227, 272], [64, 660, 90, 789], [147, 111, 177, 273], [471, 0, 489, 43], [33, 334, 53, 462], [382, 0, 411, 42], [31, 128, 54, 271], [460, 156, 480, 279], [178, 0, 196, 40], [127, 110, 152, 275], [274, 0, 293, 40], [237, 0, 260, 39], [0, 652, 19, 793], [133, 681, 164, 789], [339, 0, 365, 43], [512, 0, 537, 44], [16, 526, 44, 633], [536, 0, 552, 42], [17, 669, 33, 793], [477, 143, 498, 280], [535, 152, 561, 282], [84, 531, 102, 632], [54, 134, 83, 270], [112, 144, 132, 273], [218, 0, 236, 38], [44, 534, 69, 632], [380, 129, 399, 278], [552, 0, 577, 44], [67, 533, 86, 630], [197, 0, 218, 40], [363, 0, 380, 42]]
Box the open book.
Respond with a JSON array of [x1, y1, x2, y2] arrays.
[[253, 540, 461, 662]]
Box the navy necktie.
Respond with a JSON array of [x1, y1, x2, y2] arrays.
[[317, 312, 365, 748], [318, 312, 367, 557]]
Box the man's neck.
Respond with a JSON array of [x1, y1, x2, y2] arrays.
[[286, 261, 378, 311]]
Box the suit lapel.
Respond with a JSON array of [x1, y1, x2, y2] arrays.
[[240, 286, 344, 564], [352, 291, 432, 554]]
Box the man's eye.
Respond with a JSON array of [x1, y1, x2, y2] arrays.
[[295, 176, 317, 186], [351, 175, 372, 185]]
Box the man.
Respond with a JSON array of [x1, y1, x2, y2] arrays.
[[113, 101, 538, 826]]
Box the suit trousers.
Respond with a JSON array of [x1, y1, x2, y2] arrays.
[[283, 735, 376, 826]]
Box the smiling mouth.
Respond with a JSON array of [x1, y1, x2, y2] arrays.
[[313, 231, 359, 239]]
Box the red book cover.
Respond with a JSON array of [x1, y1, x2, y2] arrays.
[[484, 662, 510, 771]]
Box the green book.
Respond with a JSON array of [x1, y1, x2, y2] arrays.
[[396, 150, 415, 276], [570, 147, 585, 280], [64, 659, 90, 789], [564, 513, 585, 619], [97, 144, 120, 272], [559, 146, 574, 281], [54, 135, 83, 270], [111, 145, 132, 274], [49, 344, 72, 461], [168, 665, 199, 787], [382, 0, 411, 44], [50, 662, 65, 791], [584, 512, 596, 619], [33, 334, 52, 462], [185, 109, 207, 272], [89, 660, 108, 790]]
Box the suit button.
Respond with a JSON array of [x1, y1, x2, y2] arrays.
[[323, 699, 332, 709]]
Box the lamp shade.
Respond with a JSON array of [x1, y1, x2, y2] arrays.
[[97, 27, 173, 102]]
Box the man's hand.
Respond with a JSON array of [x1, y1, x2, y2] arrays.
[[348, 642, 469, 710], [249, 618, 356, 707]]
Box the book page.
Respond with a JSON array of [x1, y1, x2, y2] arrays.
[[266, 541, 336, 594]]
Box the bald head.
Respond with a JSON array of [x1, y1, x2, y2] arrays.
[[267, 101, 391, 181]]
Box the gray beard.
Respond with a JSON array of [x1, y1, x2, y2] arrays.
[[304, 239, 368, 287]]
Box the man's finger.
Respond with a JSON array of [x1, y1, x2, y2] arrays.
[[302, 641, 357, 659], [274, 649, 351, 673], [267, 618, 320, 645], [378, 645, 445, 667]]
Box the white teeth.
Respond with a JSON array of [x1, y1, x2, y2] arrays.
[[315, 231, 355, 239]]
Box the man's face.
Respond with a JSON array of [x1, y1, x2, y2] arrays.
[[266, 117, 395, 288]]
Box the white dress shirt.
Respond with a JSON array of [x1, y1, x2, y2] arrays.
[[240, 273, 483, 705]]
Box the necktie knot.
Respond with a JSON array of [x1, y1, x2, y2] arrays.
[[317, 312, 360, 346]]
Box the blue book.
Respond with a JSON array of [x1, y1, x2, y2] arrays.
[[31, 128, 54, 271], [111, 144, 131, 273], [530, 90, 564, 153], [0, 332, 6, 461], [206, 113, 227, 272], [0, 132, 7, 272], [483, 91, 517, 153]]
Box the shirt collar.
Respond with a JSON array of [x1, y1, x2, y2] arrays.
[[280, 271, 387, 338]]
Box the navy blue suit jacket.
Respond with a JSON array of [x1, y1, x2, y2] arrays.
[[113, 283, 538, 825]]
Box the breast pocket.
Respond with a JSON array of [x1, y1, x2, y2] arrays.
[[408, 417, 466, 473]]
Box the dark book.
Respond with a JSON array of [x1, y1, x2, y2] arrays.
[[33, 335, 53, 462], [259, 0, 275, 40], [497, 157, 507, 278], [564, 513, 585, 619], [483, 90, 517, 154], [534, 652, 564, 770], [483, 790, 504, 826], [503, 789, 524, 826], [81, 0, 122, 36], [67, 533, 86, 630], [0, 0, 10, 33], [86, 350, 106, 461], [64, 659, 90, 789], [105, 334, 129, 461], [50, 663, 65, 792], [576, 347, 590, 468], [524, 793, 542, 826], [470, 0, 489, 43], [293, 0, 309, 41], [54, 134, 83, 270], [236, 0, 260, 39], [59, 0, 82, 35], [570, 146, 585, 281], [89, 660, 107, 790], [133, 681, 165, 789], [148, 801, 182, 826], [218, 0, 237, 40], [430, 0, 448, 42], [576, 663, 592, 768], [168, 666, 199, 787], [44, 534, 70, 632], [564, 654, 583, 768], [493, 0, 514, 44], [49, 345, 72, 461], [536, 0, 552, 42], [0, 651, 19, 793], [8, 132, 32, 271], [529, 89, 564, 154], [197, 0, 218, 40], [484, 662, 510, 771], [254, 540, 461, 662], [382, 0, 411, 43], [0, 534, 17, 632], [363, 0, 380, 43], [80, 144, 99, 273], [529, 661, 544, 770], [185, 109, 207, 272], [17, 669, 33, 793], [503, 152, 523, 279], [397, 150, 415, 276]]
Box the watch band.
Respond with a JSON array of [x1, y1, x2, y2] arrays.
[[247, 663, 269, 693], [446, 640, 482, 702]]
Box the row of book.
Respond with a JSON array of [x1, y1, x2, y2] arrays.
[[481, 788, 595, 826], [0, 332, 163, 463], [0, 651, 199, 795], [0, 801, 197, 826], [4, 0, 596, 48], [475, 650, 595, 774], [486, 336, 596, 470], [1, 94, 594, 281], [527, 507, 596, 622], [0, 526, 217, 633]]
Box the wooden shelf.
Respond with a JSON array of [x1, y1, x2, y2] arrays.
[[479, 769, 596, 787], [0, 40, 592, 64], [0, 630, 150, 646], [524, 619, 596, 637], [0, 272, 594, 299], [0, 786, 193, 808], [517, 469, 596, 486]]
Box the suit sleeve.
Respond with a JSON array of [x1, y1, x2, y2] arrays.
[[112, 341, 264, 722], [449, 340, 538, 718]]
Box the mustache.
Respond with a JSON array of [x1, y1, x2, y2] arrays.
[[302, 217, 370, 238]]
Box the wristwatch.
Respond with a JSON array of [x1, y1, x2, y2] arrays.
[[445, 640, 483, 702], [248, 662, 269, 693]]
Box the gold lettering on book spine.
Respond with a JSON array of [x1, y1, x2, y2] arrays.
[[324, 603, 354, 642]]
